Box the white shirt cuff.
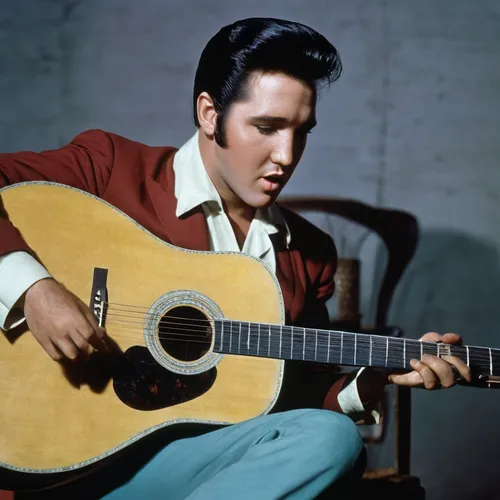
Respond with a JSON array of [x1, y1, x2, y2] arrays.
[[338, 367, 366, 414], [338, 367, 381, 424], [0, 251, 52, 330]]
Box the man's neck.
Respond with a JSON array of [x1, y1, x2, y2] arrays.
[[223, 201, 256, 250], [224, 200, 256, 224]]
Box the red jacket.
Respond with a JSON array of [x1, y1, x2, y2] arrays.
[[0, 129, 346, 412]]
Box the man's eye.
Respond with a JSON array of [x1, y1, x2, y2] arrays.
[[256, 126, 275, 136]]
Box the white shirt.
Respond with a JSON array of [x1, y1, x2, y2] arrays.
[[173, 132, 290, 274], [0, 131, 365, 415]]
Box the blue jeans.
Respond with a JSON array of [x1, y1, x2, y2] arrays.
[[102, 409, 363, 500]]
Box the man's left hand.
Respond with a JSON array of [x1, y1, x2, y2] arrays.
[[388, 332, 472, 389]]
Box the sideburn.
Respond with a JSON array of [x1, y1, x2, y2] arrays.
[[214, 112, 228, 148]]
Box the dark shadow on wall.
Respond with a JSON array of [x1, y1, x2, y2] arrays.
[[387, 229, 500, 500]]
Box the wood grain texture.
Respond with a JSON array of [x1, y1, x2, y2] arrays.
[[0, 183, 284, 472]]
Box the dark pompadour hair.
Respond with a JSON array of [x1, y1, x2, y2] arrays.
[[193, 17, 342, 146]]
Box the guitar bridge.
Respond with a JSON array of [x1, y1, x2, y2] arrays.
[[90, 267, 108, 327]]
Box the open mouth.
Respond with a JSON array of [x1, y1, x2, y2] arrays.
[[261, 175, 283, 192]]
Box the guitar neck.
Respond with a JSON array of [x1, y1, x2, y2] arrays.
[[213, 320, 500, 377]]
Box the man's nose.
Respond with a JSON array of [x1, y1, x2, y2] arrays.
[[270, 133, 295, 168]]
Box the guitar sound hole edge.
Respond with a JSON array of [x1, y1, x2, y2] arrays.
[[144, 289, 224, 376]]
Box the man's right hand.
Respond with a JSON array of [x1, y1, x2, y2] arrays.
[[24, 279, 107, 361]]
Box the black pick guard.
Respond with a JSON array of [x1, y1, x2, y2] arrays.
[[113, 346, 217, 410]]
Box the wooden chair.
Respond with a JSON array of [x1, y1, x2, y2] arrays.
[[279, 196, 424, 499]]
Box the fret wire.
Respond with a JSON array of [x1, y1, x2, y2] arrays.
[[403, 338, 406, 366], [354, 334, 357, 365], [303, 328, 306, 360], [385, 337, 388, 367], [340, 332, 343, 364], [369, 335, 372, 366], [315, 329, 318, 361], [327, 330, 331, 363], [268, 325, 271, 358], [279, 325, 282, 359], [257, 323, 260, 355], [221, 321, 225, 351], [466, 345, 469, 367], [490, 348, 493, 375], [238, 321, 241, 354]]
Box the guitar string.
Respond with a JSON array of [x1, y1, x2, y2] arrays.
[[103, 306, 495, 356], [102, 305, 500, 355], [106, 313, 452, 349], [103, 304, 500, 353], [100, 328, 494, 369], [99, 318, 496, 366], [103, 305, 477, 347], [101, 310, 497, 363], [106, 311, 437, 347]]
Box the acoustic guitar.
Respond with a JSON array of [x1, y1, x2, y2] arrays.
[[0, 182, 498, 489]]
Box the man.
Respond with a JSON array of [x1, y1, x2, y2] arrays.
[[0, 18, 470, 499]]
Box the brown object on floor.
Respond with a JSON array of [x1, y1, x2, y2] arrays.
[[357, 467, 425, 499]]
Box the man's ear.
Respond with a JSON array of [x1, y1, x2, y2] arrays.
[[197, 92, 217, 136]]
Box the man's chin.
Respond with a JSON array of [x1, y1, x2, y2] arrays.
[[248, 192, 278, 209]]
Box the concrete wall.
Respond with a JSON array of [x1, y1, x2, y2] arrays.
[[1, 1, 499, 498]]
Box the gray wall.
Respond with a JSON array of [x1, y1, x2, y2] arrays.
[[1, 1, 500, 498]]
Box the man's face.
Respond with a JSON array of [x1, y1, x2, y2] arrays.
[[210, 71, 317, 210]]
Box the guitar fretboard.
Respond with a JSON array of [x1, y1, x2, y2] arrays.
[[213, 320, 500, 376]]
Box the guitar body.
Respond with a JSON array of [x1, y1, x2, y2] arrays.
[[0, 183, 284, 484]]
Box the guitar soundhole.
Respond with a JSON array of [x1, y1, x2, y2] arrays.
[[159, 306, 212, 362]]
